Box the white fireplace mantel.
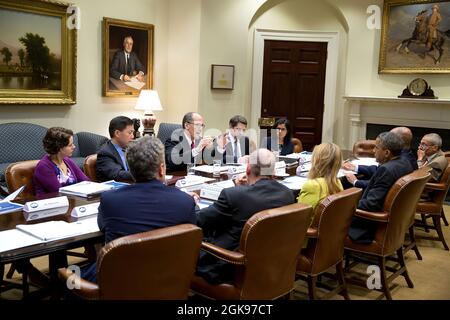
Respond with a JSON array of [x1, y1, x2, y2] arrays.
[[344, 95, 450, 146]]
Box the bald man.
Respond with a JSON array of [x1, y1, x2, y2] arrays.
[[194, 149, 295, 284], [164, 112, 213, 173], [344, 126, 417, 189]]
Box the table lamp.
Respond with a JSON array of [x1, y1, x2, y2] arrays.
[[134, 90, 163, 137]]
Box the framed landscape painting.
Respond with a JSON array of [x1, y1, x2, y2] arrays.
[[379, 0, 450, 73], [0, 0, 77, 104], [103, 17, 154, 97]]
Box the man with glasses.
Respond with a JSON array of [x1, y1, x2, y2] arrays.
[[417, 133, 447, 182], [214, 115, 250, 164], [164, 112, 213, 173]]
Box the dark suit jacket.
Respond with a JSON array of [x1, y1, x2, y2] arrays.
[[98, 180, 196, 244], [110, 50, 145, 79], [354, 149, 418, 189], [349, 157, 413, 243], [96, 140, 133, 182], [164, 128, 213, 173], [212, 135, 250, 164], [262, 136, 294, 156], [196, 178, 295, 284]]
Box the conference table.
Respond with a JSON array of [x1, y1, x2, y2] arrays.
[[0, 194, 104, 298], [0, 150, 355, 298]]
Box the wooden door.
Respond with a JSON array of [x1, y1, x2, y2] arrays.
[[261, 40, 327, 151]]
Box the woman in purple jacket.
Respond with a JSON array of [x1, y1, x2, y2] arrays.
[[33, 127, 89, 197]]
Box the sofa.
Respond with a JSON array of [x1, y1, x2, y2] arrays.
[[0, 122, 108, 191]]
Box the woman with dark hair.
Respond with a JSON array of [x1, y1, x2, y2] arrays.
[[33, 127, 89, 197], [262, 118, 295, 156]]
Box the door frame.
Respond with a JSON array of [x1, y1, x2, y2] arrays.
[[251, 29, 340, 143]]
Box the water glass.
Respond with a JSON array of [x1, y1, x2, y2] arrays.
[[213, 160, 222, 177], [187, 163, 195, 176]]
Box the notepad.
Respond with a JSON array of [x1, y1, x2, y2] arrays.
[[0, 201, 24, 215], [16, 221, 85, 241], [59, 180, 125, 198]]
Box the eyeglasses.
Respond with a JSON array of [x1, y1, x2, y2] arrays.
[[276, 127, 287, 131], [419, 142, 434, 148], [187, 122, 205, 128]]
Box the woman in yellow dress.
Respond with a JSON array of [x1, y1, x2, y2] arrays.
[[298, 142, 343, 226]]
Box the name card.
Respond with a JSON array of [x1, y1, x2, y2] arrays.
[[71, 202, 100, 218], [274, 161, 287, 176], [23, 206, 69, 221], [227, 165, 246, 175], [24, 196, 69, 213]]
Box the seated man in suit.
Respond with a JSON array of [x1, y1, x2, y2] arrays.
[[417, 133, 448, 201], [96, 116, 134, 182], [214, 115, 250, 164], [110, 36, 145, 82], [194, 148, 295, 284], [164, 112, 214, 173], [348, 131, 414, 243], [417, 133, 447, 182], [82, 136, 196, 282], [344, 126, 417, 189]]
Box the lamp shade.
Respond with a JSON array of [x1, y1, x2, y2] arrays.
[[135, 90, 163, 112]]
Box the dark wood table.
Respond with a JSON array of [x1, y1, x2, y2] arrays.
[[0, 194, 104, 264]]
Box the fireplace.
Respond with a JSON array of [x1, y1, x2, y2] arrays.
[[366, 123, 450, 151]]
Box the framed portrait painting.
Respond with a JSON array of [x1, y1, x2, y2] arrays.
[[0, 0, 77, 104], [379, 0, 450, 73], [103, 17, 154, 97]]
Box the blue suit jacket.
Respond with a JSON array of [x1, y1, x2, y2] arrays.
[[349, 157, 413, 243], [98, 179, 196, 244], [355, 149, 418, 189]]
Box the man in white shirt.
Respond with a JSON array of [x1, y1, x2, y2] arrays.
[[214, 115, 250, 164], [164, 112, 214, 173]]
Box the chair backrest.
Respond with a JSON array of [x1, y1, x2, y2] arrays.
[[75, 132, 109, 158], [0, 122, 47, 163], [83, 154, 98, 182], [381, 169, 431, 255], [429, 164, 450, 205], [97, 224, 202, 300], [353, 139, 376, 158], [157, 123, 182, 145], [5, 160, 39, 199], [308, 188, 362, 274], [292, 138, 303, 153], [235, 203, 311, 300]]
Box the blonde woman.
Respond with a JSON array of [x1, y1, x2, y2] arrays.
[[298, 142, 343, 225]]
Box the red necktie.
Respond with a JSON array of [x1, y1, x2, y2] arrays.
[[191, 141, 195, 149]]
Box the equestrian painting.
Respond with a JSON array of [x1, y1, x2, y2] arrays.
[[379, 1, 450, 73]]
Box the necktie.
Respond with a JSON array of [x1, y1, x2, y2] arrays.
[[126, 54, 131, 75], [121, 148, 128, 171], [234, 139, 238, 163], [190, 140, 195, 164]]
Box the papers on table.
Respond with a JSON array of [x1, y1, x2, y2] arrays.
[[337, 169, 357, 178], [59, 180, 128, 198], [0, 185, 26, 215], [124, 76, 145, 90], [0, 201, 24, 215], [0, 216, 100, 252], [197, 199, 214, 210], [350, 157, 378, 167], [0, 229, 42, 253], [17, 220, 84, 242], [200, 180, 235, 200], [193, 165, 230, 174], [278, 176, 308, 190]]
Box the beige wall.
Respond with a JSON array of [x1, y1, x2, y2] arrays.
[[1, 0, 449, 146]]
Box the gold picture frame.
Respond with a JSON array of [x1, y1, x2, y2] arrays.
[[103, 17, 154, 97], [379, 0, 450, 73], [0, 0, 77, 104]]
